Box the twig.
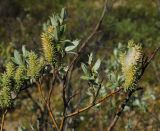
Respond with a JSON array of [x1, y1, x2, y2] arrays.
[[26, 89, 43, 113], [67, 89, 81, 105], [37, 82, 60, 131], [66, 0, 111, 78], [0, 110, 7, 131], [107, 88, 143, 131], [48, 70, 57, 104], [66, 88, 122, 118], [141, 47, 160, 76], [60, 0, 112, 130]]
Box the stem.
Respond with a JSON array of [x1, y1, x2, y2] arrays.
[[59, 0, 112, 130], [107, 88, 142, 131], [1, 110, 7, 131], [37, 82, 60, 131], [66, 88, 122, 118]]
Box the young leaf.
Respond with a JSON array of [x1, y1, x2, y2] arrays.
[[92, 59, 101, 72], [13, 50, 23, 65], [88, 53, 93, 65], [81, 63, 90, 76], [61, 8, 67, 21], [65, 40, 79, 52], [22, 46, 29, 58], [65, 46, 76, 52]]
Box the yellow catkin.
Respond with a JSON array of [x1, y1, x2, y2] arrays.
[[0, 73, 12, 108], [120, 40, 142, 90], [41, 26, 55, 63], [27, 52, 39, 78], [6, 62, 15, 77], [27, 52, 45, 78], [15, 66, 25, 90]]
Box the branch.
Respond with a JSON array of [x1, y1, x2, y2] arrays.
[[66, 88, 122, 118], [107, 88, 143, 131], [37, 82, 60, 131], [0, 109, 7, 131], [141, 46, 160, 77], [60, 1, 112, 130], [67, 0, 111, 76], [48, 69, 57, 104], [26, 89, 43, 113]]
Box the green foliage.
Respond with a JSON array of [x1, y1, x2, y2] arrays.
[[0, 8, 80, 110], [105, 43, 124, 89]]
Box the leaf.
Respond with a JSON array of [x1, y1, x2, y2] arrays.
[[88, 53, 93, 65], [22, 45, 28, 58], [66, 51, 77, 55], [13, 50, 23, 65], [54, 26, 59, 41], [80, 76, 90, 80], [65, 46, 76, 52], [92, 59, 101, 71], [61, 8, 67, 21], [72, 40, 79, 46], [81, 63, 90, 75], [65, 40, 79, 52]]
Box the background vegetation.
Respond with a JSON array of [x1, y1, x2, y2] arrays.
[[0, 0, 160, 130]]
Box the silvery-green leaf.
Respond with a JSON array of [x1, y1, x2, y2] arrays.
[[88, 53, 93, 65], [66, 51, 77, 55], [61, 8, 67, 21], [72, 40, 79, 46], [54, 26, 59, 41], [81, 63, 89, 75], [13, 50, 23, 65], [92, 59, 101, 71], [22, 45, 29, 58], [80, 76, 90, 80], [65, 45, 76, 52]]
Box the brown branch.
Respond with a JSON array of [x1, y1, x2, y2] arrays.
[[67, 89, 81, 105], [66, 88, 122, 118], [26, 89, 43, 113], [60, 0, 112, 130], [107, 88, 143, 131], [141, 46, 160, 76], [37, 82, 60, 131], [48, 70, 57, 104], [66, 0, 111, 78], [0, 110, 7, 131]]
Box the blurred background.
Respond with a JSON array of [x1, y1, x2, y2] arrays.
[[0, 0, 160, 130]]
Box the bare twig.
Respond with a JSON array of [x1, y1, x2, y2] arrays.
[[26, 89, 43, 113], [107, 88, 143, 131], [48, 70, 57, 104], [37, 82, 60, 131], [66, 88, 122, 118], [0, 110, 7, 131], [141, 47, 160, 76]]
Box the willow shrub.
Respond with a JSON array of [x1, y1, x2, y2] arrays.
[[0, 8, 157, 130]]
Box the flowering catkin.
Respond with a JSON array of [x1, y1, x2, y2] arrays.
[[41, 26, 55, 63], [120, 40, 142, 90]]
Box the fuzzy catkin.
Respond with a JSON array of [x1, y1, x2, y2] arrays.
[[120, 40, 142, 90], [41, 26, 55, 63]]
